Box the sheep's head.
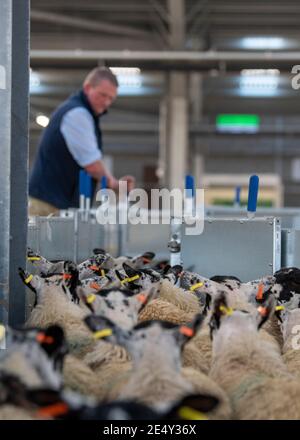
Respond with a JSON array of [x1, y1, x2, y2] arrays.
[[61, 261, 80, 303], [163, 265, 183, 284], [209, 291, 275, 343], [114, 263, 157, 292], [84, 313, 204, 368], [210, 275, 242, 291], [79, 287, 158, 330], [131, 251, 156, 269], [1, 325, 67, 390]]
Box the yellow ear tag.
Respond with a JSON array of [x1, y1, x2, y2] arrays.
[[121, 275, 140, 285], [25, 274, 33, 284], [93, 328, 113, 339], [275, 305, 285, 312], [27, 257, 41, 261], [219, 305, 233, 316], [87, 294, 96, 304], [190, 282, 204, 291], [0, 325, 5, 341], [178, 406, 208, 421], [101, 270, 106, 278]]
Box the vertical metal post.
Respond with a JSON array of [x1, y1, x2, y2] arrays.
[[0, 0, 29, 326], [167, 72, 188, 191], [0, 0, 13, 326]]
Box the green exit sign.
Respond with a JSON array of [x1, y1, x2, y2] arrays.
[[216, 114, 260, 133]]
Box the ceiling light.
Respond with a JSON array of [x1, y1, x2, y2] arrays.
[[241, 37, 285, 50], [36, 115, 49, 127]]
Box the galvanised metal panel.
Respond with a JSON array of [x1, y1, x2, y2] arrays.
[[124, 211, 171, 259], [27, 215, 117, 263], [206, 207, 300, 229], [281, 229, 300, 268], [181, 217, 281, 282]]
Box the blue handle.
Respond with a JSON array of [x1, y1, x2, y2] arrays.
[[235, 186, 241, 205], [79, 170, 92, 198], [85, 174, 92, 199], [79, 170, 86, 196], [101, 176, 108, 190], [185, 175, 195, 198], [247, 175, 259, 213]]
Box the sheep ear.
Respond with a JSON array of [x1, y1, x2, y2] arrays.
[[77, 287, 96, 313], [36, 325, 67, 359], [142, 251, 155, 261], [256, 295, 275, 329], [84, 315, 128, 344], [134, 286, 159, 312], [115, 269, 126, 282], [122, 263, 142, 278], [18, 267, 37, 293], [93, 248, 106, 255], [209, 291, 229, 336], [175, 313, 204, 347], [165, 393, 220, 420]]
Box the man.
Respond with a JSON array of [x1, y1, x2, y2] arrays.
[[29, 67, 135, 216]]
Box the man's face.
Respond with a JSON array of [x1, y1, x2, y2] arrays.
[[84, 79, 118, 115]]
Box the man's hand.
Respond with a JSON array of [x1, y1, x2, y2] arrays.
[[119, 175, 136, 192], [107, 175, 119, 191]]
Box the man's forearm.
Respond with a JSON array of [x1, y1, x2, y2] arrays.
[[85, 160, 112, 181]]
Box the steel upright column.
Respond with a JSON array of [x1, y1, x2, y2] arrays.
[[0, 0, 29, 326], [9, 0, 30, 326]]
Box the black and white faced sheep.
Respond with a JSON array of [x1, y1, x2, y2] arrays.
[[0, 325, 67, 391], [209, 291, 300, 420], [79, 286, 158, 330], [84, 314, 232, 419]]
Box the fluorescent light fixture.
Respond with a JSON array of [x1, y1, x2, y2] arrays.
[[36, 115, 49, 127], [216, 114, 260, 133], [239, 69, 279, 96], [240, 69, 280, 76], [241, 37, 285, 50], [110, 67, 142, 88]]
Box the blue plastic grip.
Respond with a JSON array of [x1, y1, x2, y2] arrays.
[[85, 174, 92, 199], [79, 170, 92, 198], [247, 175, 259, 213], [235, 186, 241, 205], [185, 175, 195, 198], [79, 170, 86, 197], [101, 176, 108, 190]]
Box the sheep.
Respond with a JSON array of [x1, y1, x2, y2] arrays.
[[79, 286, 158, 330], [80, 287, 158, 396], [209, 291, 300, 420], [181, 271, 283, 348], [19, 267, 97, 358], [157, 279, 201, 315], [279, 296, 300, 376], [0, 325, 66, 391], [84, 314, 232, 419]]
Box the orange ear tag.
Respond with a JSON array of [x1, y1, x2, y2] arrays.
[[36, 333, 54, 345], [89, 282, 101, 290], [62, 274, 72, 280], [37, 402, 69, 418], [257, 306, 268, 317], [256, 284, 264, 301], [89, 265, 100, 271], [179, 326, 194, 337], [137, 294, 148, 305]]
